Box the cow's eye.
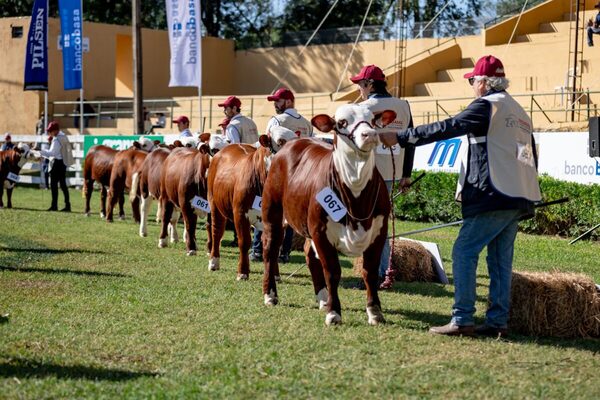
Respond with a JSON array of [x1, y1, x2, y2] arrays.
[[337, 119, 348, 130]]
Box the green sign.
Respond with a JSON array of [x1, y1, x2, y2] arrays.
[[83, 135, 164, 157]]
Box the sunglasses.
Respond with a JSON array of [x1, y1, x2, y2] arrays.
[[468, 77, 475, 86]]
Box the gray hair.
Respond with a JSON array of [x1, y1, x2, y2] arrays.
[[475, 75, 509, 91]]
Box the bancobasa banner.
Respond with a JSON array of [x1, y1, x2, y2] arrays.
[[166, 0, 201, 87], [23, 0, 48, 91], [58, 0, 83, 90]]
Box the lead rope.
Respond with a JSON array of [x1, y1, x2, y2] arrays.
[[380, 148, 397, 290]]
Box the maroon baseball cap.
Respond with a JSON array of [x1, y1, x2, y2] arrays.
[[218, 118, 230, 128], [47, 121, 60, 132], [349, 65, 386, 83], [267, 88, 294, 102], [218, 96, 242, 109], [173, 115, 189, 124], [464, 55, 505, 79]]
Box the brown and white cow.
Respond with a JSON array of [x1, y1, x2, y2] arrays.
[[158, 144, 211, 255], [206, 127, 296, 279], [0, 144, 35, 208], [261, 104, 396, 325], [105, 137, 156, 223], [83, 145, 123, 219]]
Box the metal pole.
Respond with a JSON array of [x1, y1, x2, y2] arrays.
[[570, 223, 600, 244], [44, 91, 48, 133], [571, 0, 581, 122], [133, 0, 144, 135], [79, 89, 84, 134]]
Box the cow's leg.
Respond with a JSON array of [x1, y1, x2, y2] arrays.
[[0, 183, 4, 208], [169, 210, 180, 243], [139, 194, 152, 237], [155, 201, 162, 223], [131, 195, 141, 224], [84, 178, 93, 216], [106, 179, 123, 222], [100, 186, 107, 219], [6, 187, 13, 209], [233, 211, 252, 281], [261, 195, 284, 306], [205, 213, 212, 256], [118, 192, 126, 220], [311, 234, 343, 325], [208, 209, 226, 272], [361, 235, 386, 326], [304, 239, 328, 310], [158, 199, 174, 248], [180, 205, 197, 256]]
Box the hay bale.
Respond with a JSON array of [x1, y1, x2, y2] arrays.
[[510, 271, 600, 338], [353, 239, 437, 282]]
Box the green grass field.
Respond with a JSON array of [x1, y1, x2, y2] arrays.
[[1, 187, 600, 399]]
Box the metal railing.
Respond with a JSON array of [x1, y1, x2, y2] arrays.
[[408, 89, 599, 127], [483, 0, 549, 28]]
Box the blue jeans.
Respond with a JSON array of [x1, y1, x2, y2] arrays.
[[588, 26, 600, 45], [378, 181, 393, 277], [252, 226, 293, 256], [450, 209, 522, 328]]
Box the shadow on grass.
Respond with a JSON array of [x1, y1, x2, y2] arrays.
[[0, 265, 130, 278], [0, 247, 113, 255], [0, 356, 158, 381]]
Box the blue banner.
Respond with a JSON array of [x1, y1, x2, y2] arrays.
[[23, 0, 48, 91], [58, 0, 83, 90]]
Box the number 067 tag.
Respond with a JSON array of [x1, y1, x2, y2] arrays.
[[316, 187, 347, 222]]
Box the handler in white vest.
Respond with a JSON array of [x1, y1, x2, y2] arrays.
[[218, 96, 258, 144], [350, 64, 415, 281], [265, 88, 313, 138], [380, 55, 541, 338], [250, 88, 312, 264]]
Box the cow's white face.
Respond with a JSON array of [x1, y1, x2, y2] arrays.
[[268, 126, 296, 153], [334, 104, 379, 154], [16, 143, 33, 168], [137, 137, 155, 152], [208, 133, 228, 154]]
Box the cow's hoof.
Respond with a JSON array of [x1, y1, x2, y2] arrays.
[[237, 273, 249, 281], [366, 305, 385, 326], [139, 230, 147, 238], [170, 237, 179, 244], [264, 290, 278, 306], [274, 275, 281, 282], [119, 215, 125, 221], [158, 238, 168, 248], [100, 212, 106, 219], [187, 250, 197, 256], [208, 258, 220, 271], [85, 212, 91, 217], [325, 311, 342, 326], [316, 287, 328, 310]]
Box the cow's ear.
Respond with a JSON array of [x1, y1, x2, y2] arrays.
[[373, 110, 397, 128], [173, 140, 183, 147], [153, 140, 161, 146], [132, 141, 142, 149], [199, 132, 211, 143], [258, 134, 272, 148], [168, 144, 175, 150], [311, 115, 336, 132], [198, 143, 210, 154]]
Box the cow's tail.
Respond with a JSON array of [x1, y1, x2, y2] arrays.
[[130, 172, 140, 201]]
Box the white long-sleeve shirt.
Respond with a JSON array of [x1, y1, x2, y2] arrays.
[[40, 132, 65, 160]]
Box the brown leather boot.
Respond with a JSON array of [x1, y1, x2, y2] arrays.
[[429, 322, 476, 337], [475, 325, 509, 339]]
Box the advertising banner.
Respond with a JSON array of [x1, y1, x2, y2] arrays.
[[58, 0, 83, 90], [166, 0, 202, 87], [23, 0, 48, 91], [83, 136, 164, 157]]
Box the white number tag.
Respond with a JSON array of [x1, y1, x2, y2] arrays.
[[316, 187, 347, 222], [190, 196, 210, 213], [376, 143, 400, 155], [252, 195, 262, 211], [7, 172, 19, 182]]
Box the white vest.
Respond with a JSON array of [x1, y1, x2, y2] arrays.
[[360, 96, 412, 180], [457, 92, 541, 202], [269, 110, 313, 138], [228, 114, 258, 144]]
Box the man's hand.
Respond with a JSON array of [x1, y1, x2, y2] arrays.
[[398, 177, 412, 194], [29, 150, 41, 158], [379, 131, 399, 147]]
